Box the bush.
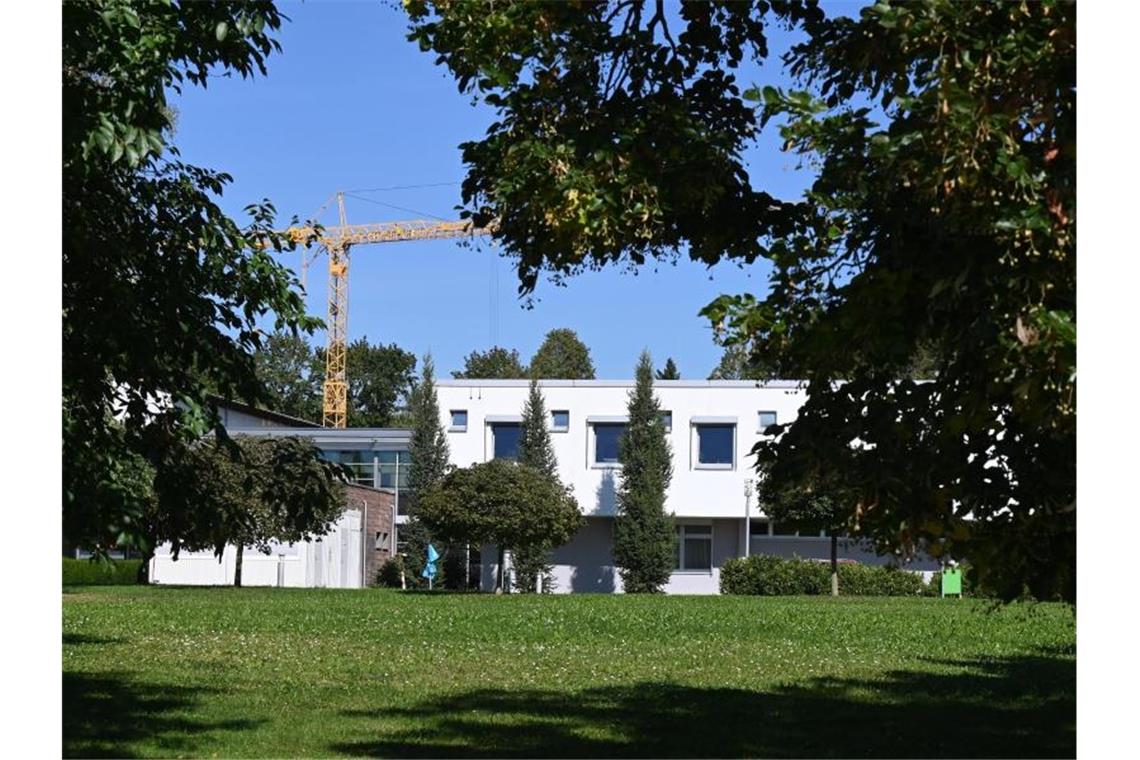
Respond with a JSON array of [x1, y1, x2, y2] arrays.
[[720, 554, 927, 596], [376, 556, 405, 588], [63, 557, 141, 586]]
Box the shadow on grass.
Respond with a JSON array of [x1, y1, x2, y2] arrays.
[[331, 654, 1074, 758], [63, 672, 264, 758]]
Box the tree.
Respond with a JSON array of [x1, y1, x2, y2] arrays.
[[514, 378, 562, 592], [655, 358, 680, 380], [613, 351, 675, 593], [405, 354, 451, 583], [154, 436, 345, 587], [529, 328, 596, 379], [452, 346, 528, 379], [328, 337, 417, 427], [418, 460, 583, 583], [64, 1, 316, 555], [708, 343, 778, 381], [759, 460, 857, 597], [254, 330, 323, 423], [406, 1, 1075, 601]]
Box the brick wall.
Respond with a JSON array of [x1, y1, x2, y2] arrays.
[[343, 483, 395, 587]]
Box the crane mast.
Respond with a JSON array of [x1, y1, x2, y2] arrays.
[[285, 192, 490, 428]]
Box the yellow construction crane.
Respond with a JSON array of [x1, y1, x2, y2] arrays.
[[286, 192, 490, 428]]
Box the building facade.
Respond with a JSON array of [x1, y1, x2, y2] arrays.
[[436, 379, 937, 594]]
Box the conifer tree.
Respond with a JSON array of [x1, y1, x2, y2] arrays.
[[514, 378, 560, 592], [405, 354, 451, 584], [656, 358, 681, 380], [613, 351, 675, 593]]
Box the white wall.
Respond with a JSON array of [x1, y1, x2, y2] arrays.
[[437, 380, 808, 520], [150, 510, 364, 588]]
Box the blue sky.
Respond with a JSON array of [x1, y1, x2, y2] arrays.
[[171, 0, 819, 379]]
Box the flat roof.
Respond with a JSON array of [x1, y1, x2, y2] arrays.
[[226, 427, 412, 447], [436, 379, 806, 389]]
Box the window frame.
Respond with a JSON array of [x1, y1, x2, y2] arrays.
[[693, 421, 736, 470], [674, 524, 714, 573], [758, 410, 778, 434], [550, 409, 570, 433], [490, 421, 522, 461], [660, 410, 672, 433], [589, 421, 627, 468], [449, 409, 468, 432]]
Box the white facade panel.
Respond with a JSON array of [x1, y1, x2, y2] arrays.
[[438, 380, 807, 520]]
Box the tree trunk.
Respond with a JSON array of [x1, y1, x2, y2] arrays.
[[137, 550, 153, 585], [830, 534, 839, 597], [234, 545, 244, 588]]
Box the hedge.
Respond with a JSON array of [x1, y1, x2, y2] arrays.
[[63, 558, 142, 586], [720, 554, 928, 596]]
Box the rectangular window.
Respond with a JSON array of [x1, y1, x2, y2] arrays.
[[758, 411, 778, 433], [771, 521, 800, 537], [593, 423, 626, 465], [321, 449, 374, 487], [660, 411, 672, 433], [378, 450, 410, 490], [696, 424, 735, 468], [492, 422, 522, 460], [450, 410, 468, 432], [551, 410, 569, 432], [675, 524, 713, 571]]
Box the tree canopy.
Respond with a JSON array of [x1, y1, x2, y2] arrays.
[[529, 328, 596, 379], [64, 0, 315, 554], [406, 0, 1076, 601], [655, 358, 680, 380], [613, 351, 675, 593], [418, 459, 582, 562], [154, 435, 346, 585], [253, 332, 417, 426], [452, 346, 528, 379]]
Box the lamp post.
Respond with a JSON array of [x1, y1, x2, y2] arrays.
[[743, 480, 753, 558]]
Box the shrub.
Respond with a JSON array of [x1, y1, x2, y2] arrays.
[[376, 556, 405, 588], [63, 558, 141, 586], [720, 554, 928, 596]]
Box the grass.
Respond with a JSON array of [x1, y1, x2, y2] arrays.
[[63, 586, 1075, 758]]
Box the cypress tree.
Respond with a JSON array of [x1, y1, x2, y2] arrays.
[[514, 378, 560, 592], [405, 354, 451, 585], [613, 350, 675, 593]]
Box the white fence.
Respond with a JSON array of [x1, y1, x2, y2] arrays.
[[149, 509, 363, 588]]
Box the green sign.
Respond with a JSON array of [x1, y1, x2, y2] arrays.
[[941, 568, 963, 597]]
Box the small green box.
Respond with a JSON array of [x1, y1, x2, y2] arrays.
[[941, 568, 963, 597]]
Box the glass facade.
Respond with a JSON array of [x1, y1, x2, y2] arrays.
[[492, 422, 522, 460], [593, 423, 625, 464], [321, 449, 374, 487], [378, 450, 410, 489]]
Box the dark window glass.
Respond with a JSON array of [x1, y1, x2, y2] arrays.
[[492, 423, 521, 460], [697, 424, 734, 465], [451, 410, 468, 429], [551, 410, 569, 430], [660, 411, 672, 432], [674, 525, 713, 570], [593, 423, 625, 464]]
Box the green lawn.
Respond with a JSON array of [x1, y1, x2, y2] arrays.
[[63, 586, 1075, 758]]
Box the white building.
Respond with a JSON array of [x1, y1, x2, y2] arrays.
[[437, 379, 936, 594]]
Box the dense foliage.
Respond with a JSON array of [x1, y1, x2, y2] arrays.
[[655, 358, 680, 380], [155, 435, 346, 586], [64, 0, 316, 555], [529, 328, 597, 379], [720, 555, 928, 597], [418, 459, 583, 568], [254, 331, 417, 426], [404, 355, 451, 583], [62, 558, 143, 586], [451, 346, 528, 379], [406, 0, 1076, 602], [613, 351, 675, 593], [513, 378, 562, 592]]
